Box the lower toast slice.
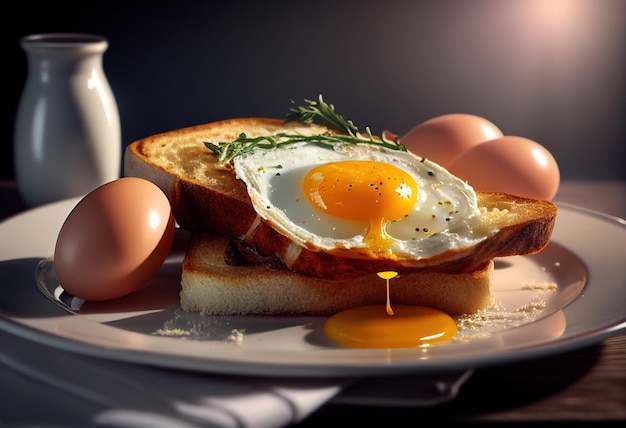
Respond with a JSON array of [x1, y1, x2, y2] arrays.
[[180, 232, 494, 316]]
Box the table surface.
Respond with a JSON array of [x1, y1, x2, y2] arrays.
[[1, 179, 625, 424]]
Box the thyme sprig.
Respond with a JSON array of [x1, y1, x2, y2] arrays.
[[204, 94, 406, 164], [285, 94, 359, 136]]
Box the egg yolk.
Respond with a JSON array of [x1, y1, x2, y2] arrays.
[[324, 305, 458, 349], [324, 271, 458, 349], [302, 160, 417, 250]]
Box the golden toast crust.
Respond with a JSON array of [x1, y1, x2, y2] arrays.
[[124, 118, 557, 280]]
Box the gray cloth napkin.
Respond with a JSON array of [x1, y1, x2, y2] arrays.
[[0, 329, 470, 427]]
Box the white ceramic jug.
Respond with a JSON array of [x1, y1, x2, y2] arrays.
[[14, 33, 121, 207]]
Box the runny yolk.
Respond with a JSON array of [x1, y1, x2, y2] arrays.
[[324, 271, 459, 349], [324, 305, 459, 349], [302, 160, 417, 251]]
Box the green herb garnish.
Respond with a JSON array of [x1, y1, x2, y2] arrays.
[[284, 94, 360, 136], [204, 94, 406, 164]]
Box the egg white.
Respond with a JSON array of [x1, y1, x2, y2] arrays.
[[233, 141, 491, 259]]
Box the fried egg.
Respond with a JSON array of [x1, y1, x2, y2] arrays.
[[233, 141, 491, 260]]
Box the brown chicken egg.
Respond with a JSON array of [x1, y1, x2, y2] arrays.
[[401, 114, 560, 201], [400, 114, 504, 166], [54, 177, 176, 301], [447, 136, 560, 201]]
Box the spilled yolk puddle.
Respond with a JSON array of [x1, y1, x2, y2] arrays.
[[324, 305, 458, 348], [324, 271, 458, 349]]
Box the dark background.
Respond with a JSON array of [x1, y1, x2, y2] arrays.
[[5, 0, 625, 181]]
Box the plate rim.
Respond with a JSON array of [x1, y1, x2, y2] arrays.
[[0, 199, 625, 378]]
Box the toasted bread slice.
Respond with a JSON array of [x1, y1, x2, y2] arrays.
[[124, 118, 287, 236], [124, 118, 557, 280], [227, 190, 557, 280], [181, 232, 494, 316]]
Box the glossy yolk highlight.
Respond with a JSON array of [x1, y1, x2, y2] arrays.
[[302, 160, 417, 250], [324, 305, 458, 349]]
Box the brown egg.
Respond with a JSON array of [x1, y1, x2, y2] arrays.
[[400, 114, 503, 166], [447, 136, 560, 201], [54, 177, 176, 301]]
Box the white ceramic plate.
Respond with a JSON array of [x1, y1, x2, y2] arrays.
[[0, 199, 624, 378]]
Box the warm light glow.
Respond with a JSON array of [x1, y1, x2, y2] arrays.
[[530, 0, 581, 29]]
